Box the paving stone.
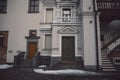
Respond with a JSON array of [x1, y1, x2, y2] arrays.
[[0, 67, 120, 80]]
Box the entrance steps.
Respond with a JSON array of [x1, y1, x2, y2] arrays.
[[50, 61, 84, 70], [101, 53, 117, 71], [18, 59, 33, 67]]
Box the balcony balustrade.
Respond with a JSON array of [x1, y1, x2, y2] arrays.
[[97, 0, 120, 11], [56, 17, 80, 24]]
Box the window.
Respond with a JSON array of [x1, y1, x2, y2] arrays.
[[46, 8, 53, 22], [62, 8, 71, 22], [0, 0, 7, 13], [29, 30, 37, 37], [28, 0, 39, 13], [45, 34, 52, 49], [0, 33, 4, 46]]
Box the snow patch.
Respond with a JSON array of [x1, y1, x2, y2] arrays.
[[0, 64, 13, 69], [39, 65, 47, 68], [34, 69, 96, 75]]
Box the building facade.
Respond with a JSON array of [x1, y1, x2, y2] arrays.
[[0, 0, 120, 71]]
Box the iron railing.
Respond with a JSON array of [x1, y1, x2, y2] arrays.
[[97, 0, 120, 11], [101, 32, 120, 50]]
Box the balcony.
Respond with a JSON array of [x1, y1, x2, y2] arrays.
[[40, 17, 80, 29], [56, 17, 80, 24], [97, 0, 120, 11], [56, 0, 78, 3]]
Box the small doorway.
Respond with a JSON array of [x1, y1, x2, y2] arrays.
[[28, 42, 37, 59], [62, 36, 75, 61], [0, 31, 8, 64]]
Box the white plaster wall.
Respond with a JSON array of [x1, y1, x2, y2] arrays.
[[0, 0, 42, 63], [52, 26, 61, 56], [82, 0, 93, 12], [82, 0, 96, 66], [83, 16, 96, 66]]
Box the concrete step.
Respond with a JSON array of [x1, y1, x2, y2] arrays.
[[102, 68, 117, 71], [102, 66, 115, 69], [50, 61, 84, 70], [102, 64, 113, 66], [102, 58, 108, 60], [102, 61, 112, 64], [102, 59, 111, 62]]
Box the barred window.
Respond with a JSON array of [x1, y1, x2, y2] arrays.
[[28, 0, 39, 13], [0, 0, 7, 13]]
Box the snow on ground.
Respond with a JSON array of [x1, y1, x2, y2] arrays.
[[0, 64, 13, 69], [34, 69, 96, 75], [39, 65, 47, 68]]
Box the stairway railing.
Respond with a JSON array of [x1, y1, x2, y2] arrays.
[[101, 31, 120, 51]]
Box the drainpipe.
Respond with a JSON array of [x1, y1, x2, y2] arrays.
[[93, 0, 99, 70]]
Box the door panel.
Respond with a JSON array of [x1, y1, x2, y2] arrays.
[[28, 42, 37, 59], [62, 36, 75, 61]]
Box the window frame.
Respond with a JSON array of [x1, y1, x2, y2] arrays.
[[0, 0, 7, 13], [62, 8, 71, 22], [29, 30, 37, 37], [43, 34, 52, 50], [28, 0, 39, 13], [46, 8, 53, 23]]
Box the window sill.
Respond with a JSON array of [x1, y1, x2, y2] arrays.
[[28, 11, 39, 13], [0, 12, 7, 14]]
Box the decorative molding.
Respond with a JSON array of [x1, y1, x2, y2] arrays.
[[82, 12, 95, 16], [25, 36, 40, 39], [58, 26, 79, 34]]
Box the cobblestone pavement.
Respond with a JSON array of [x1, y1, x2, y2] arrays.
[[0, 67, 81, 80], [0, 67, 120, 80]]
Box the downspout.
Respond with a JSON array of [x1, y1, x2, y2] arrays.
[[93, 0, 99, 70]]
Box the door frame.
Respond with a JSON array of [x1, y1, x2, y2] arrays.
[[59, 34, 78, 60]]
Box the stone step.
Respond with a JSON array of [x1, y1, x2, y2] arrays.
[[102, 59, 111, 62], [102, 61, 112, 64], [102, 68, 117, 71], [18, 59, 33, 67], [50, 61, 84, 70], [102, 64, 113, 66], [102, 58, 108, 60], [102, 66, 115, 69]]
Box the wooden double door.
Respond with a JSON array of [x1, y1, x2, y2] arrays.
[[62, 36, 75, 61], [28, 42, 37, 59]]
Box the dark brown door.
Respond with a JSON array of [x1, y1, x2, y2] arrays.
[[28, 42, 37, 59], [62, 36, 75, 61], [0, 31, 8, 64]]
